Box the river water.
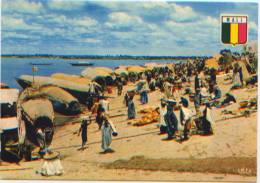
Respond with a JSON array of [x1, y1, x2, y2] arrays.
[[1, 58, 180, 88]]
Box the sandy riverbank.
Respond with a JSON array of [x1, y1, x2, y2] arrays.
[[0, 74, 257, 181]]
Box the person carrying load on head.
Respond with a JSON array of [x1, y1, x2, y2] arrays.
[[179, 97, 194, 140]]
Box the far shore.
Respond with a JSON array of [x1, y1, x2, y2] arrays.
[[1, 55, 210, 61]]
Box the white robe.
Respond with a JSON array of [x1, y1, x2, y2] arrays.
[[206, 107, 215, 133], [41, 158, 64, 176], [159, 106, 167, 127], [101, 120, 117, 151]]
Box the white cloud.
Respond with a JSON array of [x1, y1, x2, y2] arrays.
[[2, 16, 42, 31], [170, 4, 198, 22], [105, 12, 143, 29], [47, 0, 85, 10], [2, 0, 43, 14], [42, 14, 98, 28]]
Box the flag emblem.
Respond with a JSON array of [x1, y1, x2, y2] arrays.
[[221, 15, 248, 45]]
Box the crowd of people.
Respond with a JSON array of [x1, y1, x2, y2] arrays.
[[77, 57, 255, 152]]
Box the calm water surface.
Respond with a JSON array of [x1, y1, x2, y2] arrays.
[[1, 58, 180, 88]]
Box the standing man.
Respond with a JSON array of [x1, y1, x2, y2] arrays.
[[78, 116, 91, 150], [99, 97, 109, 113], [156, 100, 167, 134], [164, 99, 178, 140], [180, 97, 193, 140], [128, 95, 136, 119]]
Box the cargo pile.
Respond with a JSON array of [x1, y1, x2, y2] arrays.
[[133, 108, 159, 126]]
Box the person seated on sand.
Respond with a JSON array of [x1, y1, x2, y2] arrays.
[[211, 85, 222, 100], [78, 116, 91, 150], [163, 99, 178, 140], [220, 93, 236, 107], [37, 150, 63, 176], [198, 102, 215, 135], [200, 85, 210, 99], [101, 115, 118, 153], [179, 97, 194, 140]]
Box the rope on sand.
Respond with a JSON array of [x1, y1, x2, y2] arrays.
[[0, 167, 33, 171], [53, 130, 158, 151]]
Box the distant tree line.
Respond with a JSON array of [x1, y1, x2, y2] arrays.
[[1, 54, 211, 60]]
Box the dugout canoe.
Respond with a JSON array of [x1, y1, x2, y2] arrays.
[[18, 90, 54, 148], [16, 75, 92, 103], [81, 67, 114, 85], [1, 88, 19, 117], [39, 85, 82, 115]]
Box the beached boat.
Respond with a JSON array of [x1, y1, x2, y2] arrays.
[[0, 88, 19, 117], [39, 85, 82, 115], [17, 88, 55, 160], [81, 67, 114, 86], [0, 117, 20, 162], [16, 75, 93, 103], [70, 61, 94, 66]]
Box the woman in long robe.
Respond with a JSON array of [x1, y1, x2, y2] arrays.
[[101, 118, 117, 153], [128, 96, 136, 119]]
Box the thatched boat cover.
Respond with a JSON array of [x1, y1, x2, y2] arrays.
[[39, 85, 78, 104], [0, 89, 19, 104], [51, 73, 92, 85], [127, 65, 146, 73], [205, 56, 219, 70], [18, 75, 91, 93], [144, 63, 167, 70], [114, 68, 128, 75], [81, 67, 112, 79], [21, 98, 54, 122], [0, 117, 18, 131]]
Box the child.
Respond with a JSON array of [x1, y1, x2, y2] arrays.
[[78, 116, 91, 150]]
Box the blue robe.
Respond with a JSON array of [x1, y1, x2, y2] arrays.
[[128, 99, 136, 119], [164, 110, 178, 138], [141, 91, 148, 104], [101, 123, 112, 151]]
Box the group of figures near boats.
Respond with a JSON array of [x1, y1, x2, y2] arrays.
[[0, 54, 257, 175]]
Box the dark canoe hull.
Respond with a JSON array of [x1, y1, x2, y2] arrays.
[[16, 77, 90, 103], [51, 100, 81, 115], [29, 63, 52, 66], [1, 103, 17, 117], [70, 63, 93, 66], [1, 128, 21, 162]]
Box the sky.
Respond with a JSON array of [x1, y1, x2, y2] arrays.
[[1, 0, 258, 56]]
